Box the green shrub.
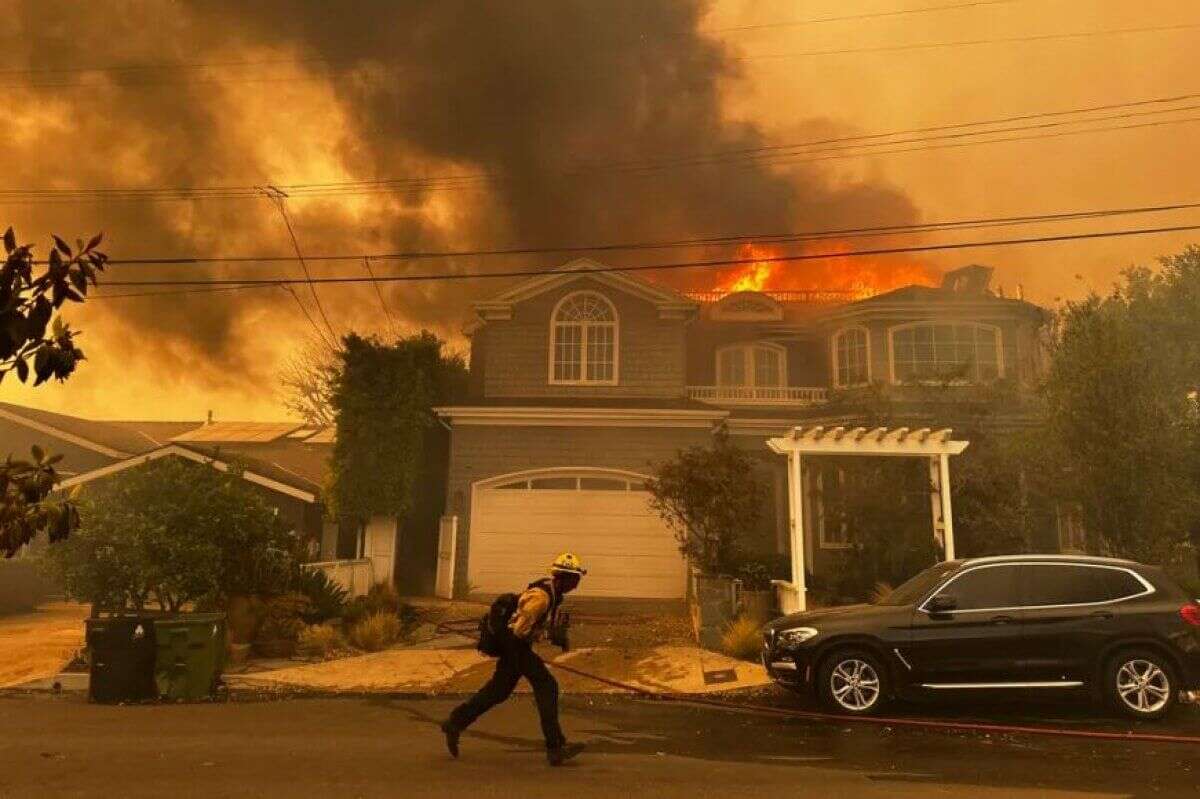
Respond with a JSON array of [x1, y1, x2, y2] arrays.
[[720, 615, 763, 662], [294, 569, 348, 623], [348, 611, 402, 652], [257, 593, 312, 643], [297, 623, 346, 658]]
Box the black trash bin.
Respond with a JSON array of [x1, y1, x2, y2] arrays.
[[86, 615, 158, 703]]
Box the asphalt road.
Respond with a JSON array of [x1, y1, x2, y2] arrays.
[[1, 693, 1197, 798]]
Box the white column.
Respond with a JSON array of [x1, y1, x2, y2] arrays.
[[789, 451, 807, 610], [928, 456, 945, 555], [938, 453, 956, 561]]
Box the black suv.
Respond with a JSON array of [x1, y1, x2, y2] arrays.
[[762, 555, 1200, 719]]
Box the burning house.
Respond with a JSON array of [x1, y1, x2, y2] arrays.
[[433, 255, 1049, 601]]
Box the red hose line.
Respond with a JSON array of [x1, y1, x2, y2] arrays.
[[435, 621, 1200, 746]]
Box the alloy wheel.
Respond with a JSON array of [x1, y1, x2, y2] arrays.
[[1115, 658, 1171, 714], [830, 658, 881, 712]]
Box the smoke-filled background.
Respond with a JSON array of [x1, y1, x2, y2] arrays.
[[1, 0, 1197, 420]]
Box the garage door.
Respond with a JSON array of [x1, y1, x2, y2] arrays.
[[469, 470, 687, 598]]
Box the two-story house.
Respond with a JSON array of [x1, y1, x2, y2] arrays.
[[435, 259, 1048, 600]]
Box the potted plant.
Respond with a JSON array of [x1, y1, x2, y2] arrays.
[[646, 427, 766, 649]]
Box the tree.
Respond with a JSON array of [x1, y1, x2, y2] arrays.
[[1, 228, 107, 556], [278, 334, 339, 427], [47, 457, 298, 611], [329, 332, 467, 522], [646, 427, 766, 575], [1042, 247, 1200, 566]]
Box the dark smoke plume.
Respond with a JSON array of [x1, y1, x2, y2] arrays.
[[3, 0, 915, 396]]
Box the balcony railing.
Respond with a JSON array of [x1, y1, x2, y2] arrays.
[[687, 385, 829, 406]]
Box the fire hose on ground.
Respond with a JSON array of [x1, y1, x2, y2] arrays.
[[433, 618, 1200, 747]]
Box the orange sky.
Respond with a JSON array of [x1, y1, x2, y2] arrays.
[[2, 0, 1198, 421]]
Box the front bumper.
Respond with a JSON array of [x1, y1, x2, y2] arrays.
[[761, 645, 814, 684]]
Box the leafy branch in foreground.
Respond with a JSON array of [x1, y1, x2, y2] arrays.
[[1, 228, 107, 556]]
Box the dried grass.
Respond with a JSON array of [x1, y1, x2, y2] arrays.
[[720, 615, 764, 662], [297, 623, 346, 658], [348, 611, 402, 652]]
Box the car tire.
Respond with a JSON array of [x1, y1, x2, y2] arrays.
[[1104, 648, 1177, 721], [816, 648, 888, 716]]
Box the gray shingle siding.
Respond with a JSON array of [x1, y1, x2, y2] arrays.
[[480, 277, 687, 399]]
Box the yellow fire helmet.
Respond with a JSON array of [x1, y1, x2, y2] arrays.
[[550, 552, 587, 576]]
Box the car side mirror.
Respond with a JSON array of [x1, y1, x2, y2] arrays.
[[927, 594, 958, 614]]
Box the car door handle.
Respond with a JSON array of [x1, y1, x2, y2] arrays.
[[990, 615, 1015, 625], [1091, 611, 1114, 621]]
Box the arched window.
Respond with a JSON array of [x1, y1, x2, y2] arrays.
[[889, 322, 1002, 383], [716, 343, 786, 387], [832, 327, 870, 388], [550, 291, 617, 384]]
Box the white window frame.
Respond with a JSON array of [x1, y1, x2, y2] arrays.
[[830, 326, 871, 388], [887, 322, 1005, 385], [548, 291, 619, 386], [815, 465, 851, 550], [715, 342, 787, 388]]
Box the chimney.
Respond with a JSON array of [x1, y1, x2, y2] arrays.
[[206, 410, 213, 425], [941, 264, 994, 295]]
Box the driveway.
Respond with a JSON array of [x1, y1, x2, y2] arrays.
[[1, 693, 1195, 798], [0, 602, 88, 688]]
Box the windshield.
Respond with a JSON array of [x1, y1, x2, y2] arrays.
[[875, 562, 959, 606]]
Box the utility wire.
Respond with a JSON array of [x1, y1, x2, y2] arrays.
[[708, 0, 1015, 33], [363, 256, 399, 338], [84, 222, 1200, 290], [742, 21, 1200, 60], [5, 91, 1200, 204], [39, 199, 1200, 268], [258, 186, 339, 350]]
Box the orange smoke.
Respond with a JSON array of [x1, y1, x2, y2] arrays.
[[712, 242, 939, 300]]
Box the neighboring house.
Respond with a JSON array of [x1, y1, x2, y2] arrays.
[[435, 259, 1050, 600], [1, 404, 397, 594]]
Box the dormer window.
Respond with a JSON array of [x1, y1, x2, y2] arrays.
[[832, 327, 870, 388], [550, 291, 618, 385], [716, 343, 786, 387]]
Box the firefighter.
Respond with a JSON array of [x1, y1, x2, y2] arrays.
[[441, 553, 587, 766]]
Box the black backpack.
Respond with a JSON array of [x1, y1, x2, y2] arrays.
[[477, 593, 520, 657], [476, 581, 557, 657]]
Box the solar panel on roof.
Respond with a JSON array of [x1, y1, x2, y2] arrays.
[[172, 422, 302, 444]]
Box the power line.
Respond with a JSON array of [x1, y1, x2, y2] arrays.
[[40, 199, 1200, 269], [85, 222, 1200, 290], [708, 0, 1015, 33], [259, 186, 339, 349], [4, 90, 1199, 204], [0, 2, 1015, 82], [742, 21, 1200, 60], [362, 256, 399, 338]]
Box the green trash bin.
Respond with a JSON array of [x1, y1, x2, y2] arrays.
[[153, 613, 226, 701]]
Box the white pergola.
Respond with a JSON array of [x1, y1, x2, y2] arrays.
[[766, 426, 970, 614]]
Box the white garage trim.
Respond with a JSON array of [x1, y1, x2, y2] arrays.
[[468, 467, 686, 599]]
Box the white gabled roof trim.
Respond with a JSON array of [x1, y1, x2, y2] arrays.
[[434, 405, 727, 428], [473, 258, 697, 320], [767, 425, 968, 457], [57, 444, 318, 503], [0, 406, 130, 459]]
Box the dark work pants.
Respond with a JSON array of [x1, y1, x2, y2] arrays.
[[449, 636, 565, 750]]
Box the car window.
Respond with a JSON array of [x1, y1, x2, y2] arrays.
[[876, 562, 958, 606], [1022, 564, 1146, 606], [932, 565, 1022, 611]]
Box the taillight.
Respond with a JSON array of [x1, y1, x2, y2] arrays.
[[1180, 604, 1200, 627]]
